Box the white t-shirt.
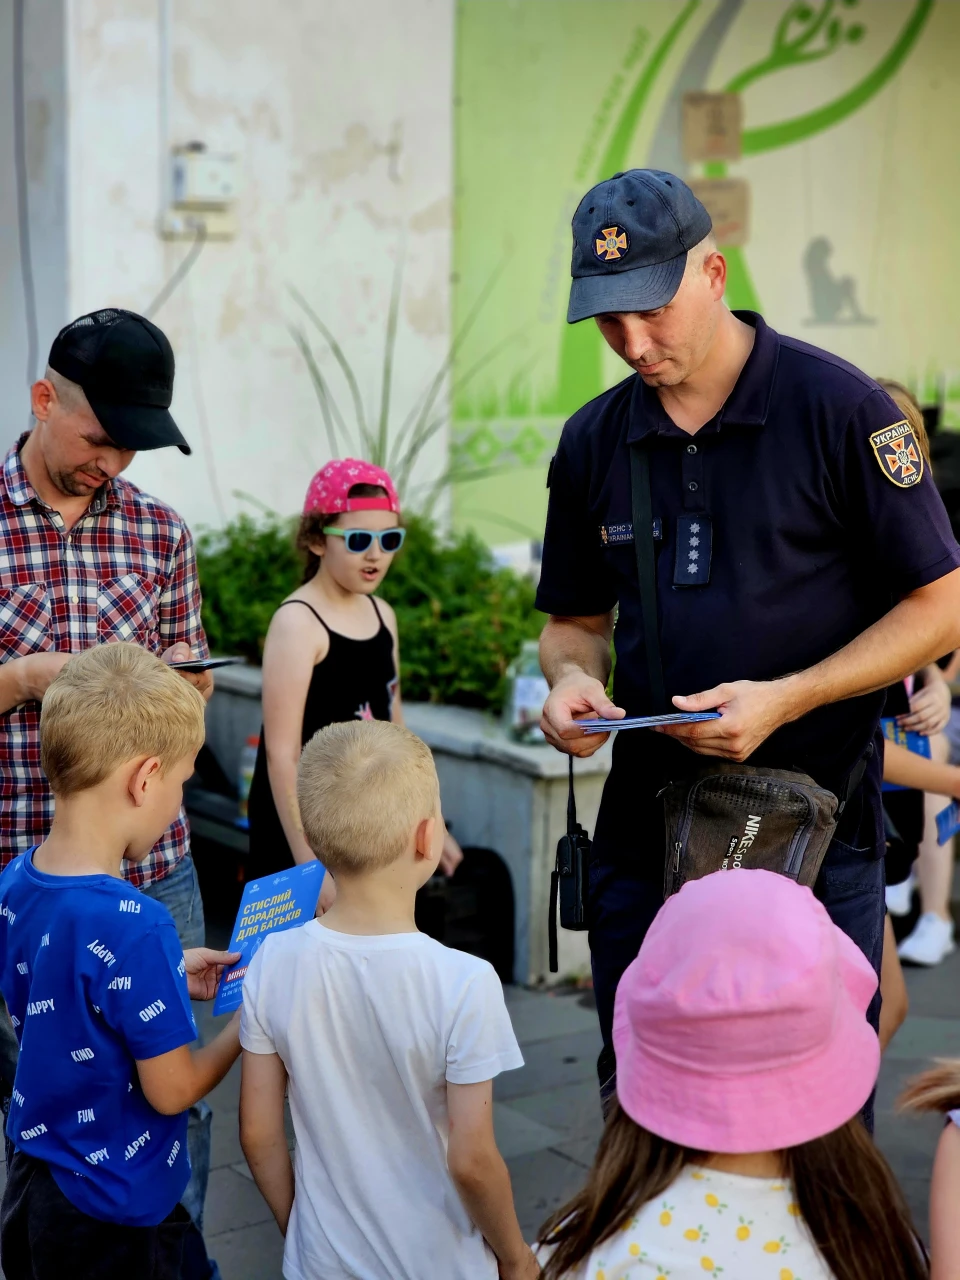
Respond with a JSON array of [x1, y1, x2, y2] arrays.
[[538, 1165, 834, 1279], [240, 920, 524, 1280]]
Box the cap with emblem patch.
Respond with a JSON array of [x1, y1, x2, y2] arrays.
[[48, 309, 190, 455], [567, 169, 713, 324]]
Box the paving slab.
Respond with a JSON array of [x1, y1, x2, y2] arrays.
[[504, 985, 600, 1045], [494, 1102, 563, 1159], [209, 1069, 244, 1171], [203, 1166, 275, 1239], [206, 1220, 284, 1280], [506, 1147, 591, 1241], [496, 1027, 603, 1101], [550, 1133, 602, 1169], [884, 1014, 960, 1060], [506, 1077, 604, 1145]]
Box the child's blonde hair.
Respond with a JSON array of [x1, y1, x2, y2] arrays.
[[877, 378, 931, 466], [297, 720, 439, 874], [899, 1059, 960, 1114], [41, 643, 206, 795]]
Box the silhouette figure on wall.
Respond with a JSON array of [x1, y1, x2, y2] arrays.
[[803, 237, 875, 325]]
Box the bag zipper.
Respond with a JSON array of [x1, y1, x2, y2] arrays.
[[783, 788, 818, 878], [671, 779, 703, 893]]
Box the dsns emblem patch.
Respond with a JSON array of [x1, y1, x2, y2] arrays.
[[594, 226, 629, 262], [869, 421, 924, 488]]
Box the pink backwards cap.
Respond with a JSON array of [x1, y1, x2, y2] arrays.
[[303, 459, 401, 517]]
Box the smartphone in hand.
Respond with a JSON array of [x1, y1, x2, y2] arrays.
[[168, 656, 244, 673]]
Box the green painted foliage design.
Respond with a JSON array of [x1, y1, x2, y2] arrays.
[[554, 0, 934, 403]]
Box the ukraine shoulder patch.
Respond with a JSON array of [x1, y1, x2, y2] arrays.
[[869, 421, 924, 488]]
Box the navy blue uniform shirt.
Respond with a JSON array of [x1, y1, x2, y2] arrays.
[[0, 849, 198, 1225], [537, 312, 960, 826]]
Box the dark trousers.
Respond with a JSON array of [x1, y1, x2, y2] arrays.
[[0, 1149, 213, 1280], [590, 830, 885, 1125]]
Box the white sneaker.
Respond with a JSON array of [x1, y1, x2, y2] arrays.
[[898, 912, 956, 966], [885, 873, 916, 917]]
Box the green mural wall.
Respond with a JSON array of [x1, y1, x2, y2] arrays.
[[452, 0, 960, 547]]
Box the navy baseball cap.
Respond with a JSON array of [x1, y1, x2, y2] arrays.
[[567, 169, 713, 323], [48, 309, 190, 454]]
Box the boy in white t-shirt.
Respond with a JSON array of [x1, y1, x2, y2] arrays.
[[239, 718, 537, 1280]]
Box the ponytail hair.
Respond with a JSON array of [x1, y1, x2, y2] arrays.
[[877, 378, 931, 467], [900, 1058, 960, 1115], [538, 1104, 927, 1280]]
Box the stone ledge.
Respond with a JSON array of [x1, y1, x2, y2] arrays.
[[211, 663, 612, 780]]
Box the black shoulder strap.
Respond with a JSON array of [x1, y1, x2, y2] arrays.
[[277, 598, 331, 635], [549, 756, 579, 974], [548, 863, 559, 974], [566, 753, 577, 832], [629, 443, 668, 715], [837, 742, 873, 814]]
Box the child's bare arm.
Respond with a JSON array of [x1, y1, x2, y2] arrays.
[[447, 1080, 539, 1279], [136, 1012, 241, 1116], [262, 604, 328, 866], [240, 1049, 294, 1235], [931, 1122, 960, 1280], [884, 739, 960, 795]]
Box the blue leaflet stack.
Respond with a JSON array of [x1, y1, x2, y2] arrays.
[[579, 712, 721, 734]]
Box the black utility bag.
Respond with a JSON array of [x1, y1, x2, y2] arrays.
[[660, 763, 842, 898], [548, 757, 591, 973], [627, 443, 860, 899]]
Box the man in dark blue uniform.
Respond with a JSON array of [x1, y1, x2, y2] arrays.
[[537, 170, 960, 1097]]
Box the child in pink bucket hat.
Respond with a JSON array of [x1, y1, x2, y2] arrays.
[[537, 869, 927, 1280]]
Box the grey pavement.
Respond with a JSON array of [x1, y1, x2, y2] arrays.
[[0, 924, 954, 1277]]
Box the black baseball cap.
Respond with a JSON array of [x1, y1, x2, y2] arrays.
[[568, 169, 713, 323], [47, 309, 190, 454]]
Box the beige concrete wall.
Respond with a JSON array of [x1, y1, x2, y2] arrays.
[[1, 0, 69, 432], [64, 0, 454, 531]]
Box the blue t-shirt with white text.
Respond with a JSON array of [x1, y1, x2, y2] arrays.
[[0, 849, 198, 1225]]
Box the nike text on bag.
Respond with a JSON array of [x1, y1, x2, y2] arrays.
[[661, 764, 840, 899]]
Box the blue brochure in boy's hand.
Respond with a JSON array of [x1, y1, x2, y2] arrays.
[[213, 861, 324, 1015]]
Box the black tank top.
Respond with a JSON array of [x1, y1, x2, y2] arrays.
[[246, 596, 396, 876]]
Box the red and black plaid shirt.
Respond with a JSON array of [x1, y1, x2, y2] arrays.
[[0, 436, 209, 886]]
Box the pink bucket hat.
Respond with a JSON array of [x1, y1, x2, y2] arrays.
[[303, 459, 401, 517], [613, 868, 880, 1153]]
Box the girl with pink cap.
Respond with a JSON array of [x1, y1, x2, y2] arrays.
[[246, 460, 461, 896], [537, 869, 927, 1280]]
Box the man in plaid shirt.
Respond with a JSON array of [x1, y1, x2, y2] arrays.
[[0, 309, 220, 1261]]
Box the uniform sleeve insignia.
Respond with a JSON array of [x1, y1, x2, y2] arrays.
[[869, 421, 924, 488], [594, 226, 629, 261]]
